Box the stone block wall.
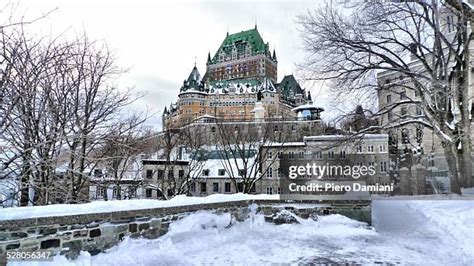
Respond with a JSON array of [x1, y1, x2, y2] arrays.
[[0, 200, 370, 264]]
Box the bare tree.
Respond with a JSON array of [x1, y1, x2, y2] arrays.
[[1, 31, 144, 206], [298, 1, 474, 193], [97, 115, 148, 200], [214, 119, 289, 193]]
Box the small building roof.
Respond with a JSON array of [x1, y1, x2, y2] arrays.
[[291, 102, 325, 112]]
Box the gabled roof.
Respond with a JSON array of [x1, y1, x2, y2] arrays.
[[212, 28, 268, 62], [259, 77, 276, 93], [187, 66, 201, 84], [180, 66, 204, 93], [277, 75, 305, 100]]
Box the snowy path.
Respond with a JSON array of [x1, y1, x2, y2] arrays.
[[10, 199, 474, 266]]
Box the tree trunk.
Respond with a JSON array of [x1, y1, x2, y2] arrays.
[[444, 143, 462, 194]]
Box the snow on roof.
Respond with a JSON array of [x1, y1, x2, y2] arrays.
[[190, 149, 258, 178], [304, 134, 388, 142], [291, 102, 325, 112], [179, 90, 208, 96], [262, 142, 305, 147]]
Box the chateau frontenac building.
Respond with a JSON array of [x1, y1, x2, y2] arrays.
[[163, 26, 312, 128]]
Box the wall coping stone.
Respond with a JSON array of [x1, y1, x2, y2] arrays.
[[0, 199, 370, 229]]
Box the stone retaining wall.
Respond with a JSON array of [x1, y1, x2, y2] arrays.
[[0, 200, 370, 264]]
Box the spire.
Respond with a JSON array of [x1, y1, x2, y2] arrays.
[[255, 19, 257, 30], [163, 106, 168, 115], [307, 91, 312, 101], [272, 48, 277, 61], [207, 52, 211, 64]]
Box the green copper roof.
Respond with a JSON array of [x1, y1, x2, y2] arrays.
[[277, 75, 305, 101], [212, 28, 269, 63]]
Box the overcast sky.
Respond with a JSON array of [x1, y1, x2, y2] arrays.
[[12, 0, 334, 129]]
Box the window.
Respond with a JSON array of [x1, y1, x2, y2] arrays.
[[237, 183, 244, 192], [429, 154, 435, 167], [200, 182, 207, 193], [145, 189, 152, 198], [157, 170, 164, 179], [238, 169, 246, 176], [401, 107, 407, 117], [225, 182, 231, 193], [218, 169, 226, 176], [447, 15, 454, 32], [277, 168, 282, 178], [339, 150, 346, 159], [190, 182, 196, 193], [388, 111, 393, 122], [146, 169, 153, 179], [96, 187, 105, 198], [128, 188, 136, 198], [113, 188, 119, 199], [416, 126, 423, 143], [299, 151, 304, 159], [356, 145, 363, 153], [379, 145, 386, 153], [289, 152, 295, 159], [328, 151, 334, 159], [402, 128, 410, 144], [178, 170, 184, 178], [202, 169, 210, 176], [314, 151, 323, 159], [386, 94, 391, 104], [167, 189, 174, 197], [277, 187, 281, 194], [400, 91, 406, 100], [213, 182, 219, 193], [266, 187, 273, 195], [211, 127, 216, 133], [94, 169, 102, 177], [266, 167, 273, 178], [416, 107, 422, 116], [157, 189, 163, 198], [168, 170, 174, 179], [367, 145, 374, 153], [267, 151, 272, 159], [380, 161, 388, 173]]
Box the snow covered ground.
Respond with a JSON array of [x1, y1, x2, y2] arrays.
[[0, 194, 278, 221], [9, 197, 473, 265]]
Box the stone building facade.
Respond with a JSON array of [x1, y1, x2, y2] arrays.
[[259, 134, 391, 196], [141, 160, 189, 199], [376, 5, 474, 194], [163, 27, 314, 128], [142, 134, 391, 197]]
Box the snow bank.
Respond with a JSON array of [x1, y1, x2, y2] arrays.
[[37, 211, 380, 266], [8, 196, 473, 265], [0, 194, 278, 221], [373, 198, 474, 264]]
